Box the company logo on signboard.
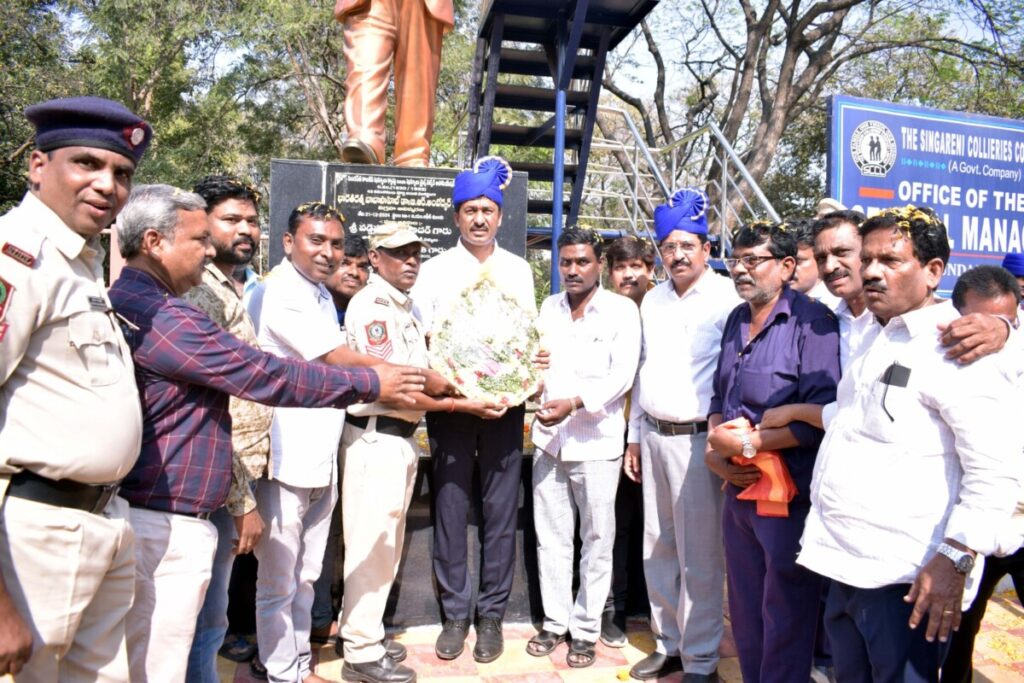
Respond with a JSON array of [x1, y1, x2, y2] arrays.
[[850, 120, 897, 177]]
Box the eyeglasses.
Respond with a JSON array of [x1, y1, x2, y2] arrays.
[[659, 241, 699, 256], [723, 255, 778, 270]]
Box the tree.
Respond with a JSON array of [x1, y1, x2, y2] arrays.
[[600, 0, 1024, 214]]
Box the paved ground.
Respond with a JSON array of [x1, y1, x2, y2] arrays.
[[220, 589, 1023, 682]]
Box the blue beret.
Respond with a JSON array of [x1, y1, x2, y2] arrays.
[[1002, 252, 1024, 277], [453, 156, 512, 207], [654, 188, 708, 242], [25, 96, 152, 164]]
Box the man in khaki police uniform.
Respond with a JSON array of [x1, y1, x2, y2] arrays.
[[0, 96, 152, 680], [339, 222, 503, 683]]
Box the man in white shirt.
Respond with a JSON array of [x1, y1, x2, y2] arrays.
[[525, 228, 640, 668], [798, 206, 1024, 683], [412, 157, 537, 664], [790, 217, 840, 309], [941, 265, 1024, 683], [251, 203, 441, 683], [601, 236, 656, 647], [623, 189, 740, 682]]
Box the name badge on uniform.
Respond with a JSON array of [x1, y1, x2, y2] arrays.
[[88, 296, 109, 311]]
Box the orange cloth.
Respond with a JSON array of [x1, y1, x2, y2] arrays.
[[335, 0, 454, 167], [722, 417, 797, 518]]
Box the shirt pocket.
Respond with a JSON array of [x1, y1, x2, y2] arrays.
[[577, 332, 614, 378], [737, 366, 797, 417], [67, 311, 127, 387]]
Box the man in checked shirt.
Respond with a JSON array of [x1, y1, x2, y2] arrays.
[[107, 184, 425, 683]]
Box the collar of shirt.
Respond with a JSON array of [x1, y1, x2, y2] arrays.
[[880, 298, 949, 337], [369, 273, 413, 311], [655, 266, 718, 304], [555, 285, 611, 316], [118, 266, 172, 297], [279, 258, 332, 304], [204, 262, 237, 292], [22, 192, 91, 262], [735, 283, 797, 335]]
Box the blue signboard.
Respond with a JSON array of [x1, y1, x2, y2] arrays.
[[828, 95, 1024, 294]]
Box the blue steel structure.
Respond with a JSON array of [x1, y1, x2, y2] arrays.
[[465, 0, 659, 292]]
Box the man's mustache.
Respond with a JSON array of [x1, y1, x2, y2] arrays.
[[863, 279, 887, 292], [825, 269, 850, 282]]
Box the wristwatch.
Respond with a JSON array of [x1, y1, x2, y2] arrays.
[[569, 398, 578, 417], [740, 433, 757, 459], [936, 542, 976, 574]]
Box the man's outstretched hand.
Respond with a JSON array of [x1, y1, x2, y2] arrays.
[[372, 364, 426, 406]]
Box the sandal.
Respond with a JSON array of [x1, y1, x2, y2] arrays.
[[566, 638, 596, 668], [526, 630, 566, 657], [248, 657, 268, 680]]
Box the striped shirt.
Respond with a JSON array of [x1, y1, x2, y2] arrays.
[[531, 287, 641, 461], [109, 267, 378, 514]]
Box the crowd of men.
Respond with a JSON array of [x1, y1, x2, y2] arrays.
[[0, 95, 1021, 683]]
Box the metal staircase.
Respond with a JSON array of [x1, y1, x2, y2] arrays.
[[464, 0, 659, 290], [464, 0, 780, 288]]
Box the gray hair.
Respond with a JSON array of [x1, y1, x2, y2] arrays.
[[117, 184, 206, 258]]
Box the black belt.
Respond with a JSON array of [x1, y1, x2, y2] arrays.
[[128, 502, 212, 521], [645, 415, 709, 436], [7, 469, 119, 515], [345, 414, 419, 439]]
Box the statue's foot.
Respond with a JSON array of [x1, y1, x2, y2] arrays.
[[342, 138, 380, 165]]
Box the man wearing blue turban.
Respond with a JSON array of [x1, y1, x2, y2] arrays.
[[412, 157, 538, 664], [1001, 253, 1024, 305], [624, 189, 741, 681]]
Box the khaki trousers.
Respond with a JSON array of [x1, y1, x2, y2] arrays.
[[342, 0, 446, 167], [125, 506, 218, 683], [0, 495, 134, 683], [339, 421, 418, 663]]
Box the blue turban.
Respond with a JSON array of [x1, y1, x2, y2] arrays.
[[654, 188, 708, 242], [1002, 252, 1024, 277], [25, 96, 152, 164], [452, 156, 512, 207]]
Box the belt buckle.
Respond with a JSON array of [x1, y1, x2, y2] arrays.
[[91, 484, 119, 514]]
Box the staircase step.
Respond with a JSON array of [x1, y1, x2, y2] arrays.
[[510, 161, 578, 182], [498, 48, 597, 79], [528, 198, 571, 215], [492, 84, 589, 112], [490, 124, 583, 148]]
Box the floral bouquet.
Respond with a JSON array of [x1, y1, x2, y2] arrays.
[[428, 271, 541, 406]]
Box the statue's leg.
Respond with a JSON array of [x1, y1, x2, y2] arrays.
[[392, 0, 446, 168], [342, 0, 398, 164]]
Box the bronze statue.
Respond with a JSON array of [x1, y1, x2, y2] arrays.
[[335, 0, 455, 167]]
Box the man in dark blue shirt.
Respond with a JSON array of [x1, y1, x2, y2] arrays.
[[705, 221, 840, 683]]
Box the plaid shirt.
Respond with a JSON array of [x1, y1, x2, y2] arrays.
[[109, 267, 379, 514]]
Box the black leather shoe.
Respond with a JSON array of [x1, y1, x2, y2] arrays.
[[335, 638, 407, 663], [629, 652, 683, 680], [384, 639, 407, 663], [682, 671, 719, 682], [434, 618, 470, 660], [341, 655, 416, 683], [473, 617, 504, 663]]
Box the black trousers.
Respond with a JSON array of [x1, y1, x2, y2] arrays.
[[940, 546, 1024, 683], [605, 471, 646, 614], [428, 406, 525, 620], [826, 580, 950, 683]]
